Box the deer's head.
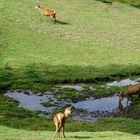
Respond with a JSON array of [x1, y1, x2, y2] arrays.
[[64, 107, 72, 117], [117, 90, 124, 102], [35, 4, 41, 9]]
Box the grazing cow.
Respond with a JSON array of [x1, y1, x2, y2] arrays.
[[35, 4, 56, 23], [118, 84, 140, 102], [54, 107, 72, 138]]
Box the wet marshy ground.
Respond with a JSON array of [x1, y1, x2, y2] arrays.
[[4, 91, 131, 122], [73, 96, 131, 122], [4, 78, 140, 122], [105, 78, 140, 88]]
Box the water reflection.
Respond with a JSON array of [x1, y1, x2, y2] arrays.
[[73, 96, 131, 113], [4, 91, 132, 123]]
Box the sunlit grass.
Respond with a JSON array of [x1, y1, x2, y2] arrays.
[[0, 125, 140, 140], [0, 0, 140, 89], [0, 0, 140, 139]]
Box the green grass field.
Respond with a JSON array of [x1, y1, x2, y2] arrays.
[[0, 125, 140, 140], [0, 0, 140, 139], [96, 0, 140, 8], [0, 0, 140, 91]]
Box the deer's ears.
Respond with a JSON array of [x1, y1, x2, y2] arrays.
[[68, 106, 72, 110], [35, 3, 40, 7]]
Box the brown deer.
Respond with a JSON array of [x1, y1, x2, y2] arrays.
[[35, 4, 56, 23], [54, 107, 72, 138], [118, 84, 140, 102]]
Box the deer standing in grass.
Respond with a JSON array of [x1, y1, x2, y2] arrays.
[[35, 4, 56, 23], [54, 107, 72, 138], [118, 84, 140, 102]]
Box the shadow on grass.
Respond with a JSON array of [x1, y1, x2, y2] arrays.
[[70, 136, 92, 139], [56, 20, 70, 25]]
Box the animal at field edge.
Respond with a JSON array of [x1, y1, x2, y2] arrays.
[[118, 84, 140, 102], [54, 107, 72, 138]]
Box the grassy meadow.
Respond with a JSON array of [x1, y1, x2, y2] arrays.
[[0, 0, 140, 91], [0, 125, 140, 140], [96, 0, 140, 8], [0, 0, 140, 139]]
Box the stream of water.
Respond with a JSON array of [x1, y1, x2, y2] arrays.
[[5, 90, 131, 122]]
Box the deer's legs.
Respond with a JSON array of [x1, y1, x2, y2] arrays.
[[54, 125, 59, 138], [62, 125, 66, 138], [54, 130, 57, 138], [128, 94, 132, 101], [127, 99, 129, 107], [52, 14, 56, 24], [58, 123, 63, 138], [51, 17, 56, 24], [57, 129, 61, 138], [118, 100, 123, 111], [54, 17, 56, 24], [54, 122, 62, 138]]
